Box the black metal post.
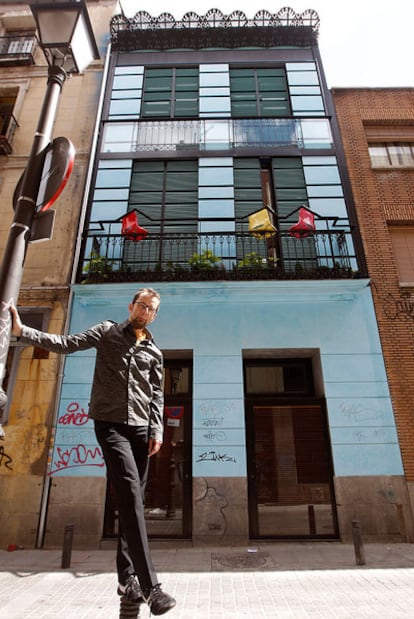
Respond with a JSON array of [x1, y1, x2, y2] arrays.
[[61, 522, 74, 568], [351, 518, 366, 565], [0, 64, 67, 404]]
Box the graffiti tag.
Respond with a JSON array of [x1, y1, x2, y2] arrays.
[[196, 451, 236, 464], [0, 445, 13, 470], [50, 444, 104, 474], [201, 418, 224, 428], [58, 401, 89, 426], [202, 430, 227, 442]]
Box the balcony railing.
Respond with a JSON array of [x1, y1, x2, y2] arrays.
[[0, 33, 38, 66], [80, 224, 360, 284], [0, 112, 19, 155], [101, 118, 333, 153]]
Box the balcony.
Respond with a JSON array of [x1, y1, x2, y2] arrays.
[[0, 112, 19, 155], [101, 118, 333, 154], [0, 33, 38, 66], [80, 217, 361, 284]]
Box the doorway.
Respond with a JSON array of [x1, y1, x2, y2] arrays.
[[244, 359, 338, 539], [103, 360, 192, 539]]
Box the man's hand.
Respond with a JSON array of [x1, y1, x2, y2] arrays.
[[148, 437, 162, 457], [9, 305, 23, 337]]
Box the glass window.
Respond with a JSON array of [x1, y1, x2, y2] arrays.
[[233, 158, 263, 221], [99, 159, 132, 169], [112, 75, 143, 90], [308, 197, 347, 218], [199, 86, 230, 97], [93, 188, 130, 201], [303, 165, 341, 185], [287, 71, 320, 86], [109, 69, 144, 120], [109, 99, 141, 117], [230, 67, 290, 118], [289, 86, 321, 95], [285, 62, 317, 72], [300, 119, 332, 149], [199, 73, 230, 87], [307, 185, 343, 197], [199, 165, 233, 186], [245, 360, 313, 394], [141, 67, 199, 119], [129, 160, 198, 229], [114, 66, 144, 76], [199, 97, 231, 114], [200, 119, 232, 149], [101, 122, 138, 152], [90, 201, 127, 222], [291, 95, 324, 111], [199, 185, 234, 199], [369, 143, 414, 167], [95, 167, 131, 188]]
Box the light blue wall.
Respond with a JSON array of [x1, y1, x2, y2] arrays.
[[49, 280, 403, 480]]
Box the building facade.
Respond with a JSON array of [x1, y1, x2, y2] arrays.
[[1, 5, 412, 549], [0, 0, 112, 548], [333, 87, 414, 537]]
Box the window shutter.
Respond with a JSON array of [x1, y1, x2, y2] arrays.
[[389, 227, 414, 283]]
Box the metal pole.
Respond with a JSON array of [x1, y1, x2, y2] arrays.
[[61, 522, 74, 568], [0, 64, 67, 401], [351, 518, 366, 565]]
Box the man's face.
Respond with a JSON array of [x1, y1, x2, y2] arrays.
[[128, 293, 160, 329]]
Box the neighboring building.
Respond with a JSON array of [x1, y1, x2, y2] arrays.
[[333, 87, 414, 536], [1, 5, 412, 549], [0, 0, 113, 548]]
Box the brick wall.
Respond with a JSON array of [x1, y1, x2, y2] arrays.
[[332, 88, 414, 479]]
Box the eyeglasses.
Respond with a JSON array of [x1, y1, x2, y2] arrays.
[[134, 301, 158, 315]]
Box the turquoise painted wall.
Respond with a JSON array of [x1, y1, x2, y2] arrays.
[[50, 280, 403, 480]]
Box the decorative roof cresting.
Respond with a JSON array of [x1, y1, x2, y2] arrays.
[[110, 7, 320, 36]]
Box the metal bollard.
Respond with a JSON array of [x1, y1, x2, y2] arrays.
[[351, 519, 366, 565], [308, 504, 316, 535], [61, 523, 74, 568]]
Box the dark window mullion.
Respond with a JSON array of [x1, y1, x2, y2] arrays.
[[171, 68, 176, 118], [254, 70, 261, 117]]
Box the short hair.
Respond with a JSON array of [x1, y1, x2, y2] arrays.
[[132, 288, 161, 305]]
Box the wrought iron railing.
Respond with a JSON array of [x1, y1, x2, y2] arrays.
[[0, 33, 38, 65], [110, 9, 320, 51], [80, 227, 360, 283], [0, 112, 19, 155], [101, 118, 333, 153]]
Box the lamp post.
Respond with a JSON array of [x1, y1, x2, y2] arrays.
[[0, 1, 99, 427]]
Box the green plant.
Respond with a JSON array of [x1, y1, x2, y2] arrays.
[[83, 250, 113, 278], [188, 249, 222, 270], [237, 252, 277, 269]]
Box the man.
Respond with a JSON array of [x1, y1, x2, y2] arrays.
[[10, 288, 176, 617]]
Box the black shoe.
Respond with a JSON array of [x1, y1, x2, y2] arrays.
[[119, 595, 142, 619], [144, 584, 176, 616], [117, 575, 144, 604]]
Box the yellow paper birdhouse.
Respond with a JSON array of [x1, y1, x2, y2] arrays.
[[248, 208, 277, 239]]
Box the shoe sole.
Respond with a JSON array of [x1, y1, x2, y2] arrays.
[[150, 599, 176, 616]]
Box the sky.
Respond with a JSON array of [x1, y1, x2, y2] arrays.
[[119, 0, 413, 89]]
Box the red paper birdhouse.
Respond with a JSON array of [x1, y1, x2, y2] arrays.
[[121, 211, 148, 242], [288, 207, 316, 238]]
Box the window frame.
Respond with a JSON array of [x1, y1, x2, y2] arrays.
[[368, 142, 414, 168]]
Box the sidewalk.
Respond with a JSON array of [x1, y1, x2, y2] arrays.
[[1, 542, 414, 618]]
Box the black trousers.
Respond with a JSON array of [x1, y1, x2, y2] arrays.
[[94, 420, 158, 593]]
